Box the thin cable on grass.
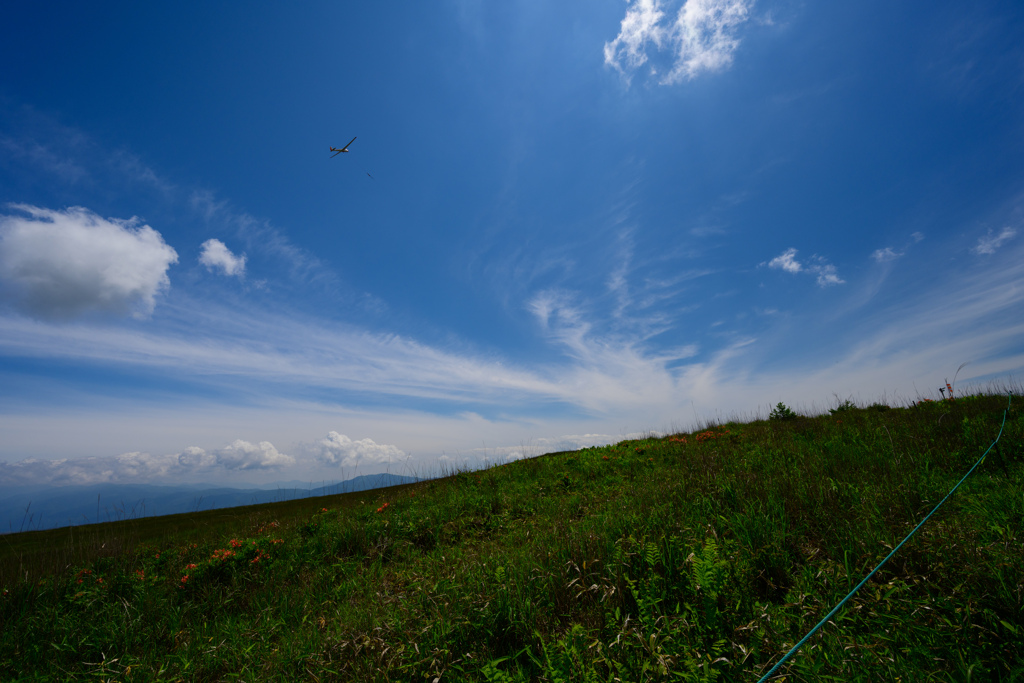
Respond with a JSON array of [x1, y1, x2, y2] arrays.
[[755, 393, 1013, 682]]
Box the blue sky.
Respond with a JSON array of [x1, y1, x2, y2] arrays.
[[1, 0, 1022, 487]]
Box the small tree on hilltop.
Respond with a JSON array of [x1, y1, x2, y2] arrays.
[[769, 402, 798, 421]]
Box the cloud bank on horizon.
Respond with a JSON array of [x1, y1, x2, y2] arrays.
[[0, 434, 380, 487], [0, 0, 1022, 489]]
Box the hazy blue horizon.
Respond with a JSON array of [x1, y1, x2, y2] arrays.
[[1, 473, 420, 534]]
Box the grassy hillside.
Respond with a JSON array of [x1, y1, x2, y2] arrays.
[[1, 392, 1022, 681]]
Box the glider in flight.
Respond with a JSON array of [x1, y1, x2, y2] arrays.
[[330, 136, 357, 158]]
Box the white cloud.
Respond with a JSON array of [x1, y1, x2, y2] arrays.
[[0, 446, 214, 486], [0, 212, 1020, 488], [0, 439, 298, 486], [972, 227, 1016, 255], [529, 289, 583, 331], [871, 247, 902, 262], [808, 261, 844, 287], [767, 247, 802, 273], [214, 440, 294, 470], [766, 248, 843, 286], [311, 432, 405, 468], [1, 230, 1022, 486], [667, 0, 752, 82], [603, 0, 667, 79], [190, 191, 343, 294], [177, 446, 216, 469], [199, 239, 246, 277], [525, 289, 698, 413], [0, 303, 571, 411], [605, 0, 754, 85], [0, 204, 178, 319]]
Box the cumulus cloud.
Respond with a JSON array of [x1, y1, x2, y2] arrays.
[[214, 440, 294, 470], [190, 191, 342, 294], [0, 439, 297, 486], [199, 238, 246, 277], [311, 432, 405, 468], [767, 247, 802, 273], [177, 446, 216, 469], [605, 0, 754, 84], [766, 248, 843, 286], [0, 204, 178, 319], [0, 447, 212, 487], [972, 227, 1016, 255]]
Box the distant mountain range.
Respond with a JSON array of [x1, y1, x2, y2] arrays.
[[0, 473, 418, 534]]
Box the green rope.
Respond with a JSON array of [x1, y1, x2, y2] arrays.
[[755, 393, 1013, 682]]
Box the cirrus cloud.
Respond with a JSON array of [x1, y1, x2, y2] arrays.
[[871, 247, 902, 263], [972, 227, 1016, 255], [0, 203, 178, 319]]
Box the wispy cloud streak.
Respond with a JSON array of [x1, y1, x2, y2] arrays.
[[973, 226, 1016, 255]]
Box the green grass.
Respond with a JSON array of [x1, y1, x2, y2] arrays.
[[1, 391, 1022, 681], [0, 486, 407, 588]]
